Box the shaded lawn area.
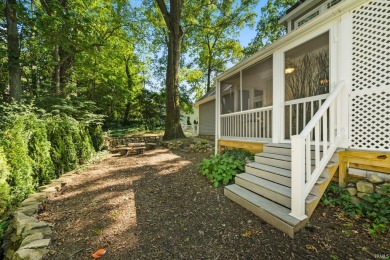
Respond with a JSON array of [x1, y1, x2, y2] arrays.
[[39, 148, 389, 260]]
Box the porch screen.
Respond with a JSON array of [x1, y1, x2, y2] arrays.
[[242, 57, 273, 110], [284, 32, 329, 139], [220, 73, 240, 114]]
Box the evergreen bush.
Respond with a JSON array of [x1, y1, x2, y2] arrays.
[[0, 147, 11, 215], [24, 113, 55, 185], [0, 116, 35, 203], [88, 125, 105, 151]]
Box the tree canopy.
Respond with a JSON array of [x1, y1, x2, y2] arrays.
[[0, 0, 294, 138]]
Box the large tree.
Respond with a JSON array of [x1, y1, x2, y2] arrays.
[[245, 0, 297, 56], [187, 0, 257, 93], [155, 0, 185, 140], [5, 0, 22, 101]]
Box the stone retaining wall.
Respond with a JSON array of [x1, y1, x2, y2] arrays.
[[1, 171, 77, 260], [345, 173, 389, 203], [107, 135, 162, 149]]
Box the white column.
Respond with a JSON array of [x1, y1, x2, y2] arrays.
[[338, 13, 353, 148], [240, 71, 243, 111], [215, 81, 221, 154], [272, 51, 284, 143]]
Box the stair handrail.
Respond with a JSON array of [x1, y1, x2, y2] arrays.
[[289, 80, 346, 220]]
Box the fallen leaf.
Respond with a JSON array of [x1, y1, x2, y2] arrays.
[[91, 248, 106, 259], [305, 244, 318, 253]]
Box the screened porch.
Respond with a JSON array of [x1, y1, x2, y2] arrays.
[[217, 31, 330, 143]]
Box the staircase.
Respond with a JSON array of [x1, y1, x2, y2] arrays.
[[224, 143, 340, 238]]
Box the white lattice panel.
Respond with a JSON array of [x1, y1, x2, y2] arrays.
[[350, 0, 390, 151]]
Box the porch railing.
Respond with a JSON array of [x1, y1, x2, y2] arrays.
[[220, 106, 272, 141], [284, 94, 329, 140], [290, 80, 346, 220]]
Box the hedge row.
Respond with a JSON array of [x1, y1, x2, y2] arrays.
[[0, 105, 104, 218]]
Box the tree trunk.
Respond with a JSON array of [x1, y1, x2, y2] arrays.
[[155, 0, 185, 141], [123, 59, 133, 125], [58, 46, 74, 96], [206, 58, 212, 93], [53, 45, 61, 95], [6, 0, 22, 101]]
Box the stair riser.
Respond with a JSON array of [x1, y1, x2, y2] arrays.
[[263, 147, 291, 156], [235, 177, 291, 208], [224, 188, 295, 238], [263, 146, 328, 159], [245, 166, 291, 187], [263, 146, 339, 161], [255, 157, 291, 169]]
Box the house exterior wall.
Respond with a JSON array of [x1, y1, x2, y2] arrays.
[[199, 99, 216, 136]]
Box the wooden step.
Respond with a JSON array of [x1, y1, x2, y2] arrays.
[[245, 162, 328, 189], [224, 184, 308, 238], [235, 173, 316, 209], [246, 162, 291, 187], [255, 153, 295, 169]]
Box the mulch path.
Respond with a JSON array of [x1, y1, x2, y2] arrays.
[[39, 148, 389, 260]]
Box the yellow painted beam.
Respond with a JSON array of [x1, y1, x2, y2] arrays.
[[218, 140, 264, 154], [338, 150, 390, 187]]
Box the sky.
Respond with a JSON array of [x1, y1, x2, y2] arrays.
[[238, 0, 266, 48]]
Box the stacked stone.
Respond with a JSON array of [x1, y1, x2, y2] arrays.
[[108, 136, 162, 149], [346, 173, 389, 203], [166, 141, 184, 150], [2, 172, 76, 260], [188, 142, 214, 153]]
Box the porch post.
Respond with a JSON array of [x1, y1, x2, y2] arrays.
[[272, 51, 284, 143], [215, 80, 221, 154], [240, 71, 243, 111]]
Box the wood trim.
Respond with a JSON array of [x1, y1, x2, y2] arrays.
[[218, 140, 264, 154]]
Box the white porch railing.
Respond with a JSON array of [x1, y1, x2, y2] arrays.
[[284, 94, 329, 140], [220, 106, 272, 141], [290, 81, 346, 220]]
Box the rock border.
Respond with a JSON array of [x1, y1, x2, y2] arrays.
[[2, 170, 78, 260]]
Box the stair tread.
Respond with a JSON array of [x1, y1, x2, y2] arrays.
[[245, 162, 328, 185], [264, 143, 327, 151], [265, 143, 292, 148], [246, 162, 291, 177], [225, 184, 301, 226], [257, 153, 292, 161], [237, 173, 316, 202]]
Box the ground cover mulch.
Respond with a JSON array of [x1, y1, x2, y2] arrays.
[[39, 148, 389, 260]]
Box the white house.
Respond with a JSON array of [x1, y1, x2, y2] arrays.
[[214, 0, 390, 237]]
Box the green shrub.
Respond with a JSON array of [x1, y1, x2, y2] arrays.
[[0, 147, 11, 215], [47, 115, 80, 175], [321, 183, 390, 235], [88, 125, 105, 151], [25, 114, 55, 186], [78, 125, 95, 163], [0, 116, 35, 203], [197, 149, 253, 187]]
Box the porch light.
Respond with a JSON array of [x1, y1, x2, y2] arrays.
[[319, 79, 329, 85], [285, 67, 295, 74]]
